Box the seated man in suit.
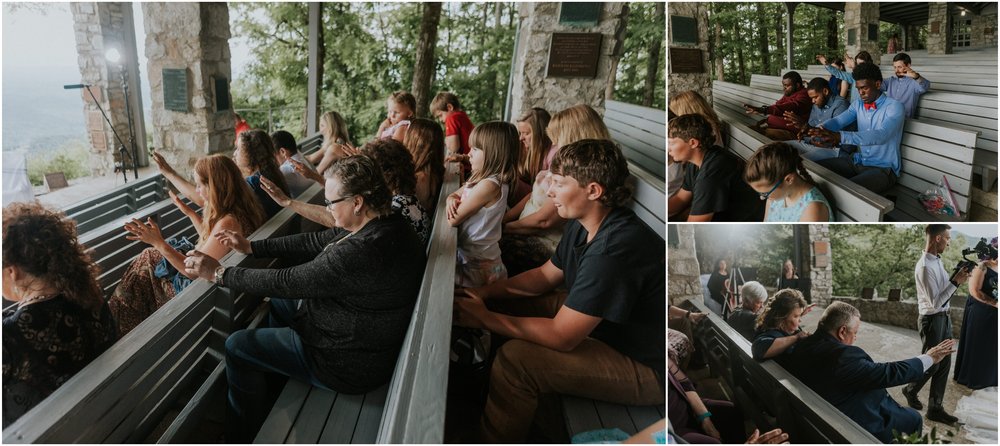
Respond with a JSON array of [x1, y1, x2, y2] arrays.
[[784, 301, 955, 443]]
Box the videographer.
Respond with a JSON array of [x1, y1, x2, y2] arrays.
[[901, 224, 969, 425], [955, 237, 998, 390]]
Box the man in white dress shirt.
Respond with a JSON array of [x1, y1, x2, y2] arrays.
[[902, 224, 970, 425]]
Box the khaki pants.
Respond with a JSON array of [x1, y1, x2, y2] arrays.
[[479, 294, 665, 443]]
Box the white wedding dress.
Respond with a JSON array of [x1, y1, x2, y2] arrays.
[[955, 387, 998, 444]]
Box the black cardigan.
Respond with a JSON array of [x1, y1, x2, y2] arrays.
[[222, 213, 427, 393]]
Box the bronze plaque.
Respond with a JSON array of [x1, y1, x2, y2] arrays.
[[163, 68, 189, 112], [547, 33, 603, 78], [932, 21, 940, 34], [669, 48, 703, 74], [848, 28, 857, 45], [813, 241, 829, 255]]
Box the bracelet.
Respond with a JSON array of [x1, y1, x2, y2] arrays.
[[696, 411, 712, 423]]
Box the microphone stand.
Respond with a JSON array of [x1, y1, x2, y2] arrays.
[[82, 85, 131, 183], [118, 67, 139, 180]]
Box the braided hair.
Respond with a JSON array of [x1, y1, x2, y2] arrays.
[[744, 142, 816, 186]]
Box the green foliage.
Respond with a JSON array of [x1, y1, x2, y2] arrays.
[[26, 140, 90, 186], [694, 224, 795, 284], [613, 2, 666, 109], [229, 2, 518, 144], [709, 3, 844, 84], [892, 425, 954, 444], [831, 225, 968, 299]]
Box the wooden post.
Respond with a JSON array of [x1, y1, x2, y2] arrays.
[[306, 2, 321, 136], [785, 2, 797, 70]]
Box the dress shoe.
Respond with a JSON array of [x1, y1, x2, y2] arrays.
[[902, 388, 923, 410], [926, 409, 959, 425]]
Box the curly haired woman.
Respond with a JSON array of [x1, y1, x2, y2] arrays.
[[3, 203, 119, 428], [751, 288, 816, 361]]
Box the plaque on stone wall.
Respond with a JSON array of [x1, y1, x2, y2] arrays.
[[547, 33, 603, 78], [559, 3, 601, 27], [215, 77, 231, 112], [669, 48, 703, 74], [931, 21, 940, 34], [848, 28, 857, 45], [163, 68, 189, 112], [868, 24, 879, 41], [671, 15, 698, 44]]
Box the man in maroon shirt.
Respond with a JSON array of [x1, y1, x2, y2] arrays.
[[743, 71, 811, 141]]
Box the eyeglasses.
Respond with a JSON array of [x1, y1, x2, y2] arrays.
[[758, 181, 782, 201], [324, 196, 353, 209]]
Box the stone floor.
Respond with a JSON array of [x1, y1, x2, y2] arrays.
[[798, 307, 993, 444], [34, 166, 159, 210]]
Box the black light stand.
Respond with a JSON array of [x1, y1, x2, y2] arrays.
[[65, 84, 133, 183], [118, 66, 139, 180]]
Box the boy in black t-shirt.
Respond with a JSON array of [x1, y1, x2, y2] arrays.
[[454, 139, 665, 443], [668, 114, 765, 222]]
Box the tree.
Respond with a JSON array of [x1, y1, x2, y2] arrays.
[[642, 2, 664, 107], [411, 2, 442, 117], [605, 3, 630, 100]]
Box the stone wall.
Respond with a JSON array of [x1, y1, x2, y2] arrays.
[[927, 3, 953, 55], [668, 225, 702, 306], [830, 296, 964, 338], [666, 1, 711, 106], [808, 225, 834, 307], [506, 2, 626, 120], [143, 3, 234, 177], [970, 7, 998, 48], [843, 3, 882, 63]]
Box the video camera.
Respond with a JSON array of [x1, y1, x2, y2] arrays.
[[951, 238, 998, 282]]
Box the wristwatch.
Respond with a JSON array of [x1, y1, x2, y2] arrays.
[[214, 266, 227, 286]]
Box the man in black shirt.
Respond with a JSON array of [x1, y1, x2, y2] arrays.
[[668, 114, 765, 221], [455, 139, 665, 443]]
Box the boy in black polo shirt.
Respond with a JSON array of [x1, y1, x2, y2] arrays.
[[668, 114, 764, 221], [454, 139, 665, 443]]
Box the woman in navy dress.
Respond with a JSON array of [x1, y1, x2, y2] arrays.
[[954, 238, 998, 389]]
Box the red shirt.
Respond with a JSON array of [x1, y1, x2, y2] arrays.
[[234, 120, 251, 146], [764, 88, 811, 133], [445, 111, 475, 155]]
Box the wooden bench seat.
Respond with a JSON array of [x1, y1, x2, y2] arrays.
[[562, 396, 665, 439], [254, 381, 388, 443], [605, 99, 666, 182], [678, 298, 880, 444], [64, 175, 169, 234]]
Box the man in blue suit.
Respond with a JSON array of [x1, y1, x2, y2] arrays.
[[784, 301, 956, 443]]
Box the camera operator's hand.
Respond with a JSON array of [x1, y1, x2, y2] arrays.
[[954, 267, 971, 285], [926, 339, 956, 364]]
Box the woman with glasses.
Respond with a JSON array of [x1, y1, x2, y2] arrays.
[[743, 142, 833, 222], [181, 155, 426, 443]]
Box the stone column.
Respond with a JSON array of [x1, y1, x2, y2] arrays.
[[71, 2, 147, 177], [506, 2, 626, 120], [143, 3, 234, 178], [843, 2, 882, 63], [808, 225, 833, 307], [666, 2, 711, 105], [904, 24, 921, 50], [668, 225, 703, 306], [970, 8, 999, 48], [927, 3, 953, 55]]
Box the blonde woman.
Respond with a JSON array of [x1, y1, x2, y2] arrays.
[[669, 90, 723, 146], [500, 104, 610, 275], [510, 107, 552, 206], [403, 118, 446, 211], [306, 111, 354, 176]]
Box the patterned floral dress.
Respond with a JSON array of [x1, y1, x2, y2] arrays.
[[107, 247, 180, 337], [3, 296, 118, 427]]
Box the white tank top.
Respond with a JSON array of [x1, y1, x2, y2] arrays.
[[458, 176, 508, 261], [519, 170, 562, 248]]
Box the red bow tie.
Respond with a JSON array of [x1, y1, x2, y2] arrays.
[[864, 102, 877, 111]]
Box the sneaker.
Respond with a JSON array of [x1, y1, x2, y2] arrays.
[[926, 409, 959, 425], [902, 388, 923, 410]]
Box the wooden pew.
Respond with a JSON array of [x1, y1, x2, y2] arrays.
[[64, 175, 169, 234], [253, 165, 462, 444], [1, 181, 326, 444], [605, 99, 666, 181], [677, 298, 881, 444]]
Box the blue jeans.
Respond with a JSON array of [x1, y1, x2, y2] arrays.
[[225, 298, 328, 443]]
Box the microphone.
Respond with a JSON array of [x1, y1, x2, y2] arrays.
[[63, 84, 91, 89]]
